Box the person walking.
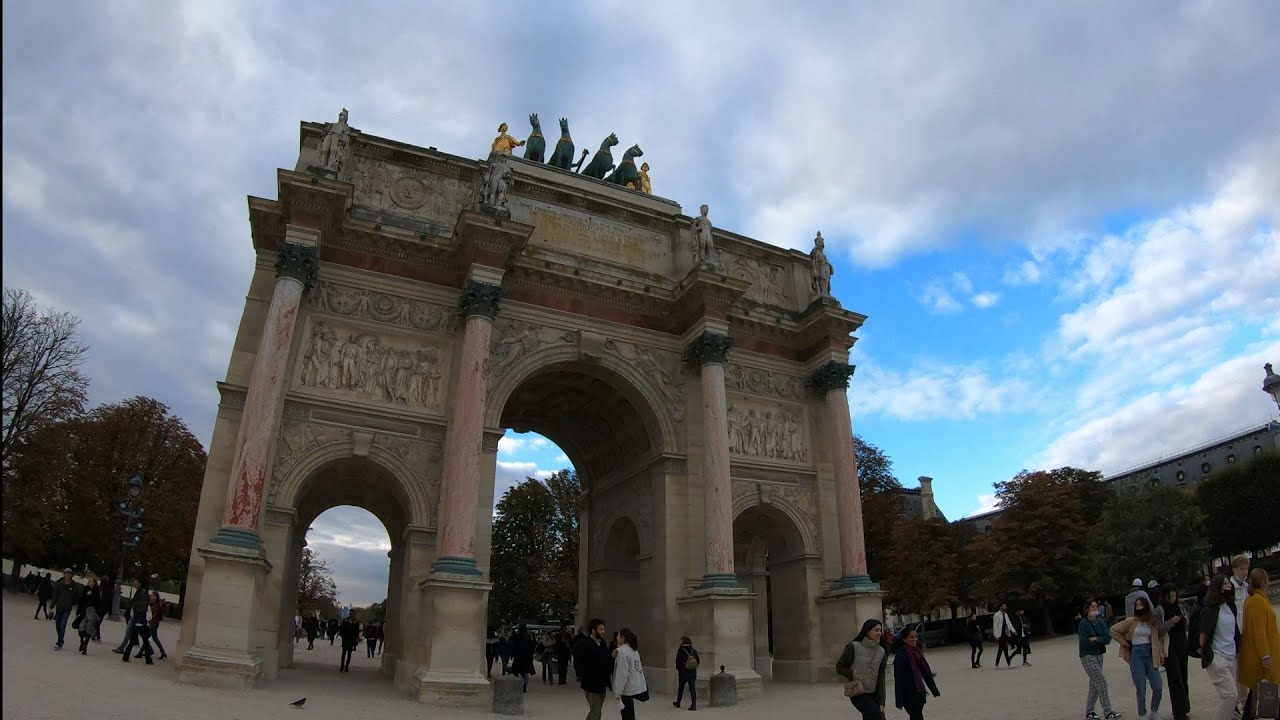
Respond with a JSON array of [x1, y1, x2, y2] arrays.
[[147, 590, 168, 660], [573, 619, 615, 720], [540, 631, 557, 684], [673, 636, 700, 710], [34, 572, 54, 620], [966, 613, 985, 668], [1199, 572, 1242, 720], [327, 617, 339, 645], [93, 574, 111, 642], [366, 621, 380, 659], [1111, 595, 1167, 720], [112, 578, 146, 656], [893, 623, 942, 720], [304, 615, 319, 650], [1158, 587, 1190, 720], [121, 580, 155, 664], [74, 575, 102, 656], [338, 616, 359, 672], [50, 568, 81, 651], [557, 627, 572, 685], [836, 618, 889, 720], [1014, 608, 1033, 666], [510, 624, 536, 692], [993, 603, 1016, 668], [1080, 599, 1124, 720], [1239, 568, 1279, 720], [611, 628, 648, 720], [498, 626, 513, 675]]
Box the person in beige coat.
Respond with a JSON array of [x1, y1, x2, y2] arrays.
[[1111, 596, 1169, 719]]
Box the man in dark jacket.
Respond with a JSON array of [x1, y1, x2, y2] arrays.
[[34, 572, 54, 619], [338, 616, 359, 672], [50, 569, 81, 650], [572, 619, 614, 720], [556, 626, 571, 685]]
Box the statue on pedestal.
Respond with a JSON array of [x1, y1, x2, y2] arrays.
[[480, 153, 513, 216], [627, 162, 652, 194], [523, 114, 546, 163], [491, 123, 525, 156], [810, 231, 833, 299], [692, 204, 724, 273], [316, 108, 352, 175]]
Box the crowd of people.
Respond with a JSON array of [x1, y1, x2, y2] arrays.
[[294, 612, 384, 672], [25, 568, 169, 663]]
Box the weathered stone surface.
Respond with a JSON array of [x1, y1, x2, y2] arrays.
[[710, 665, 739, 707], [491, 675, 524, 715]]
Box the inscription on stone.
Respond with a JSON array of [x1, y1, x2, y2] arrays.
[[508, 199, 669, 272]]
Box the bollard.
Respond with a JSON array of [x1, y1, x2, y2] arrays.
[[710, 664, 738, 707], [492, 675, 524, 715]]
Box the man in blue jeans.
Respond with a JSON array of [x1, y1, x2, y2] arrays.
[[50, 568, 82, 650]]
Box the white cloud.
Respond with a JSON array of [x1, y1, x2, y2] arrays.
[[966, 494, 1000, 518], [1003, 260, 1042, 285], [494, 461, 554, 507], [972, 292, 1000, 309], [853, 361, 1039, 422], [497, 436, 525, 455], [918, 275, 1001, 313], [919, 283, 963, 314]]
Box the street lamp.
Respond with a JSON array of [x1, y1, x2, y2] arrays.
[[110, 474, 146, 620], [1263, 363, 1280, 412]]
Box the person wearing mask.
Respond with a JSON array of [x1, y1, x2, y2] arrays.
[[993, 603, 1016, 668], [1158, 587, 1190, 720], [1200, 572, 1242, 720], [893, 623, 942, 720], [1111, 595, 1167, 720], [673, 636, 700, 710], [966, 613, 984, 669], [1079, 599, 1123, 720], [510, 624, 537, 692], [34, 572, 54, 620], [50, 568, 81, 651], [836, 618, 889, 720], [611, 628, 648, 720], [556, 627, 572, 685], [573, 619, 615, 720], [121, 579, 155, 664], [1126, 579, 1153, 619], [74, 575, 102, 656], [338, 616, 359, 672], [1239, 568, 1280, 720], [146, 590, 168, 660]]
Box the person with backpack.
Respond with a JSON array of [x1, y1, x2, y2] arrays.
[[673, 636, 700, 710]]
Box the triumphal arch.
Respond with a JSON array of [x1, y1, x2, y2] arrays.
[[176, 110, 883, 705]]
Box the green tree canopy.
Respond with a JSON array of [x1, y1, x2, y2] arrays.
[[489, 470, 580, 625], [1094, 485, 1208, 593], [297, 546, 340, 617], [854, 435, 907, 583], [1198, 450, 1280, 556]]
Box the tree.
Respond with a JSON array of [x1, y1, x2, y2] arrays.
[[1094, 485, 1208, 593], [297, 546, 340, 617], [854, 435, 907, 582], [988, 467, 1111, 632], [1198, 451, 1280, 556], [882, 517, 959, 619], [489, 470, 581, 624]]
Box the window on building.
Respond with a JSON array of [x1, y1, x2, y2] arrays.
[[1227, 454, 1237, 464], [1176, 470, 1185, 482], [1200, 462, 1211, 475], [1257, 445, 1265, 455]]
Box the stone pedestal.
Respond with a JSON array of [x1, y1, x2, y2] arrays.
[[491, 675, 524, 715], [677, 590, 762, 699], [415, 574, 493, 707], [816, 586, 885, 680], [178, 545, 272, 689]]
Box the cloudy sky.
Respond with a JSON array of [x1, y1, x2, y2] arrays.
[[4, 2, 1278, 605]]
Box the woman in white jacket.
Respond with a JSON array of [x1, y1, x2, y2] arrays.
[[612, 628, 648, 719]]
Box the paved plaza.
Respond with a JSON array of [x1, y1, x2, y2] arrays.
[[3, 596, 1242, 720]]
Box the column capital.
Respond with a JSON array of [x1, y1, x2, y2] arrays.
[[686, 331, 733, 367], [275, 241, 319, 292], [811, 361, 856, 393], [458, 280, 504, 320]]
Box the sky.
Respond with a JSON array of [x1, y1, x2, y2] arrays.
[[4, 2, 1279, 605]]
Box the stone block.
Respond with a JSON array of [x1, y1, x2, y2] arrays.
[[710, 665, 738, 707], [491, 675, 524, 715]]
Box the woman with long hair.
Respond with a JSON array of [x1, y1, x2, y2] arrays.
[[893, 623, 941, 720], [835, 618, 889, 720], [1239, 568, 1280, 720], [147, 590, 168, 660], [966, 613, 984, 668], [611, 628, 648, 720], [74, 575, 101, 655], [1158, 587, 1190, 720], [1199, 572, 1241, 720], [1111, 595, 1167, 719], [1079, 599, 1123, 720]]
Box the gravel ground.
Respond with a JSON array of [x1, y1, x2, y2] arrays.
[[1, 594, 1237, 719]]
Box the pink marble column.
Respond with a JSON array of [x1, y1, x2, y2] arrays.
[[813, 361, 875, 587], [213, 237, 318, 552], [689, 331, 740, 589], [431, 280, 503, 576]]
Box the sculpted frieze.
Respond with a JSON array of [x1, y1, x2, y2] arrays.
[[311, 281, 454, 334], [349, 154, 473, 228], [604, 338, 685, 423], [297, 321, 448, 411], [488, 318, 577, 379], [727, 399, 809, 463], [724, 252, 791, 307], [725, 364, 806, 402]]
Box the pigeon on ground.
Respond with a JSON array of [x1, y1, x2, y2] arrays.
[[289, 698, 306, 709]]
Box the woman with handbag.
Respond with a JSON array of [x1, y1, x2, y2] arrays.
[[1200, 572, 1242, 720], [1159, 587, 1191, 720], [893, 624, 941, 720], [1110, 595, 1167, 720], [836, 619, 889, 720], [1240, 568, 1280, 720], [611, 628, 648, 720], [1079, 599, 1123, 720], [74, 575, 101, 655]]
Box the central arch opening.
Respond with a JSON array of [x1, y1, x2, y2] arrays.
[[734, 503, 811, 682]]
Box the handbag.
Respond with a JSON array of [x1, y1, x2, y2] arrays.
[[843, 678, 868, 698], [634, 690, 649, 702], [72, 615, 82, 630], [1254, 680, 1279, 720]]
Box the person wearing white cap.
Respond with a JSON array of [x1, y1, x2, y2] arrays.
[[1126, 579, 1153, 619]]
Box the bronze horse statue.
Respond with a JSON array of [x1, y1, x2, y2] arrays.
[[523, 114, 545, 163], [548, 118, 588, 171], [605, 144, 644, 186], [581, 133, 619, 179]]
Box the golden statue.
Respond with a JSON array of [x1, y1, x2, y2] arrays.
[[627, 162, 653, 194], [491, 122, 525, 155]]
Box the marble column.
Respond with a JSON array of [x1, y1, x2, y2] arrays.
[[688, 331, 740, 589], [431, 280, 503, 576], [211, 233, 318, 553], [813, 361, 876, 588]]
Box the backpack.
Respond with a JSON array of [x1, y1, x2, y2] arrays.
[[684, 648, 699, 671]]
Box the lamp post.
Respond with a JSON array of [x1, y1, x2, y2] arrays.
[[110, 474, 145, 621], [1263, 363, 1280, 412]]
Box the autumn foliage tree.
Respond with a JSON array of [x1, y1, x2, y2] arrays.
[[297, 546, 340, 618], [882, 518, 960, 619], [489, 470, 580, 624], [855, 436, 907, 583]]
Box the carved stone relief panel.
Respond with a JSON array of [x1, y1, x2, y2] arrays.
[[603, 338, 685, 423], [727, 397, 809, 464], [487, 318, 578, 386], [311, 281, 455, 335], [349, 154, 474, 228], [731, 479, 821, 556], [723, 252, 792, 307], [724, 364, 806, 402], [296, 320, 450, 411]]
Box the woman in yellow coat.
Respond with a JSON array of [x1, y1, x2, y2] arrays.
[[1240, 568, 1280, 710]]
